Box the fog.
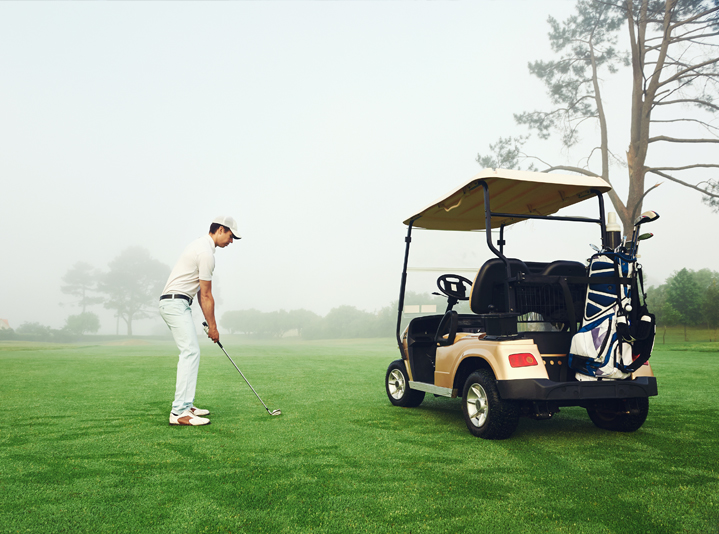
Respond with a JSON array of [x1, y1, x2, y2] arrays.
[[1, 1, 717, 335]]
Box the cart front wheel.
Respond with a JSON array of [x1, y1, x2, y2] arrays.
[[385, 360, 425, 408]]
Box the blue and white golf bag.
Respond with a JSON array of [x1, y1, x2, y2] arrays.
[[568, 252, 656, 380]]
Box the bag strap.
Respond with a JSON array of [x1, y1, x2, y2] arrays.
[[617, 314, 656, 372]]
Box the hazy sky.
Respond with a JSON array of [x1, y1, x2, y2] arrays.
[[1, 1, 717, 334]]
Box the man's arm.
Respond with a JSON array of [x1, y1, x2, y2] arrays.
[[198, 280, 220, 343]]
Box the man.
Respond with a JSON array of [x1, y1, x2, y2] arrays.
[[159, 215, 241, 426]]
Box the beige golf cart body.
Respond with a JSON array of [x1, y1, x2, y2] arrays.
[[386, 168, 657, 439], [400, 328, 655, 395]]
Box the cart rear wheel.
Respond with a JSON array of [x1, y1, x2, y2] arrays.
[[587, 398, 649, 432], [462, 370, 519, 440], [385, 360, 425, 407]]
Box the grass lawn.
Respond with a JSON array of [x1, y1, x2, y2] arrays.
[[1, 337, 718, 533], [654, 325, 719, 348]]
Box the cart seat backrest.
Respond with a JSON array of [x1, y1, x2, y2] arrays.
[[469, 259, 587, 315], [470, 258, 529, 314], [535, 260, 588, 322], [539, 260, 586, 278]]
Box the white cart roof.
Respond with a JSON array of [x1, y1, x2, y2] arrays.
[[404, 168, 612, 231]]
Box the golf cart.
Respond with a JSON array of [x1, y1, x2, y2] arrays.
[[385, 168, 658, 439]]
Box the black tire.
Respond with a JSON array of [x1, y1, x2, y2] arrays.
[[385, 360, 425, 408], [587, 398, 649, 432], [461, 370, 520, 440]]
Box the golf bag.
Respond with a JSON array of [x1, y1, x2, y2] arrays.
[[568, 252, 656, 380]]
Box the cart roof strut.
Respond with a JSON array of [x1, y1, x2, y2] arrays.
[[404, 168, 612, 231]]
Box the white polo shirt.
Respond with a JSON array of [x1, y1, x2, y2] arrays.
[[162, 235, 216, 298]]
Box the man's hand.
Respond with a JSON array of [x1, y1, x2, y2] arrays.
[[202, 321, 220, 344], [206, 323, 220, 343]]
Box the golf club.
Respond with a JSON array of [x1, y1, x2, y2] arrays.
[[631, 211, 660, 256], [203, 322, 281, 416], [634, 210, 660, 226]]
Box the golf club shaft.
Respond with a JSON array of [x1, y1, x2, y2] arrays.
[[217, 341, 274, 414]]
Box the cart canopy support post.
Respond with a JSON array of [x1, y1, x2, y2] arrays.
[[396, 221, 414, 351]]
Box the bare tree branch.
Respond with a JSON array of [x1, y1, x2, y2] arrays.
[[541, 165, 601, 177], [650, 118, 719, 132], [669, 5, 719, 32], [657, 56, 719, 88], [664, 31, 719, 45], [653, 81, 695, 104], [631, 182, 662, 222], [648, 170, 719, 198], [521, 154, 559, 170], [648, 163, 719, 171], [653, 98, 719, 111], [644, 33, 719, 52], [648, 135, 719, 144]]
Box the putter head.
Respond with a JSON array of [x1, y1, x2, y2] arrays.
[[634, 210, 660, 226]]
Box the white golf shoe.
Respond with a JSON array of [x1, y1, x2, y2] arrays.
[[169, 409, 211, 426], [190, 406, 210, 416]]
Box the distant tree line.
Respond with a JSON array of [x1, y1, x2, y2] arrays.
[[1, 247, 170, 340], [646, 268, 719, 342], [0, 321, 81, 343], [219, 292, 462, 340]]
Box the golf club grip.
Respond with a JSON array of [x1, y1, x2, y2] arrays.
[[202, 321, 223, 347]]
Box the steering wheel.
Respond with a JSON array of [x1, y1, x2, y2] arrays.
[[436, 274, 473, 301]]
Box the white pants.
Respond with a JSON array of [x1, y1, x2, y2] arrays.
[[159, 299, 200, 414]]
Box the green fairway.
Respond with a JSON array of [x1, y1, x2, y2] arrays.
[[1, 338, 718, 534]]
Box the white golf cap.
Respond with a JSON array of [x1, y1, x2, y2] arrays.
[[212, 215, 242, 239]]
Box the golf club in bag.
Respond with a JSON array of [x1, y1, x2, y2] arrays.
[[202, 322, 281, 416]]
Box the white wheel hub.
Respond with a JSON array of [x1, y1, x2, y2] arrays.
[[466, 383, 489, 427], [388, 369, 406, 400]]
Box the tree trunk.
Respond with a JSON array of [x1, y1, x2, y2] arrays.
[[622, 0, 677, 236]]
